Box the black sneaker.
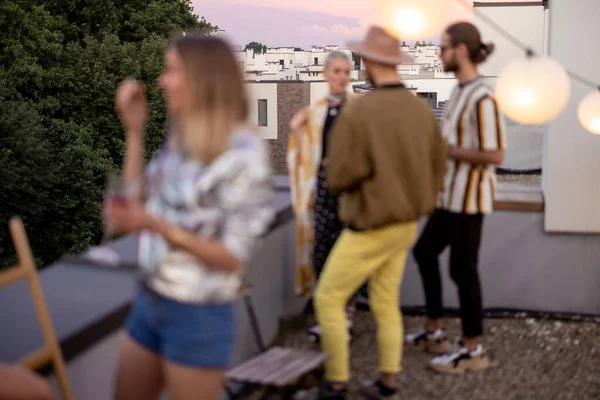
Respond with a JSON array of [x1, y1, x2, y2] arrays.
[[317, 382, 347, 399], [359, 380, 399, 400], [429, 340, 490, 375], [405, 328, 452, 354]]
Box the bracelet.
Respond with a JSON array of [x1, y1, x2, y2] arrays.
[[123, 181, 142, 199]]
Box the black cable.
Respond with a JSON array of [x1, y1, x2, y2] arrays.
[[458, 0, 530, 53], [567, 72, 600, 91], [456, 0, 599, 90]]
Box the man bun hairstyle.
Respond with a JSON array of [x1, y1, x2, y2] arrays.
[[446, 22, 495, 64]]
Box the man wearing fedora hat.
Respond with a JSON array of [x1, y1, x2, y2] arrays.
[[313, 26, 447, 399]]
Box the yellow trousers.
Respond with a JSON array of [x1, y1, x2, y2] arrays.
[[314, 221, 417, 383]]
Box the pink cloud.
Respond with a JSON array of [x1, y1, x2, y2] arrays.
[[196, 0, 372, 20], [196, 0, 476, 24], [195, 0, 538, 21], [302, 25, 328, 33], [194, 1, 549, 47]]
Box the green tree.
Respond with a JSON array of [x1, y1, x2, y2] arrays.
[[0, 0, 216, 269], [245, 41, 268, 54]]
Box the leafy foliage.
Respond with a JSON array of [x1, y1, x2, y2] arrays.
[[245, 41, 268, 54], [0, 0, 216, 268]]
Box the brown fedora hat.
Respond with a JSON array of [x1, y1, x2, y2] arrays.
[[347, 26, 414, 65]]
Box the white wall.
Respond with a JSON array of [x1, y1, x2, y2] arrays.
[[543, 0, 600, 233], [309, 81, 358, 106], [310, 81, 329, 105], [246, 83, 278, 140], [474, 4, 546, 77], [402, 211, 600, 315], [238, 47, 355, 82], [473, 4, 548, 173], [300, 72, 326, 82]]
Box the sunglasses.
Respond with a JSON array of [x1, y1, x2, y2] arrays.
[[439, 45, 454, 56]]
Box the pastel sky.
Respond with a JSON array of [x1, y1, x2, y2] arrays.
[[191, 1, 539, 49]]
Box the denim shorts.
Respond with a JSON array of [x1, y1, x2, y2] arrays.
[[125, 286, 236, 369]]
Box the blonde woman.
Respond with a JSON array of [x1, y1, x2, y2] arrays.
[[287, 52, 361, 342], [104, 34, 273, 400]]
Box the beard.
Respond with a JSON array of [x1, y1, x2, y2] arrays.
[[444, 63, 459, 73], [443, 54, 459, 73]]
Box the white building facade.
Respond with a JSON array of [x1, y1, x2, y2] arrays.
[[237, 45, 358, 81]]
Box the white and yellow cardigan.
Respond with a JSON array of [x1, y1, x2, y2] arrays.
[[286, 94, 354, 297]]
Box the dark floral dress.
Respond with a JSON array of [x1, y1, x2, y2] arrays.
[[313, 103, 344, 277]]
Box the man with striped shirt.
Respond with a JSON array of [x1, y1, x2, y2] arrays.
[[406, 22, 507, 375]]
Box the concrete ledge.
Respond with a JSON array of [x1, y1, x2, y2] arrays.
[[0, 177, 296, 371], [494, 182, 544, 212]]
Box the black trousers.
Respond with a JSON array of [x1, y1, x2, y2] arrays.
[[412, 208, 484, 338]]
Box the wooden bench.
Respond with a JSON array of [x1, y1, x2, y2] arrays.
[[226, 285, 327, 399], [225, 347, 327, 399]]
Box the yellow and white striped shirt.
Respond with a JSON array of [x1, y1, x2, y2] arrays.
[[438, 77, 507, 215]]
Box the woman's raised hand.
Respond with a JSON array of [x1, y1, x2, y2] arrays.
[[116, 78, 148, 138]]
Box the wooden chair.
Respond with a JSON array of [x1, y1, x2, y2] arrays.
[[0, 217, 74, 400], [225, 283, 327, 399]]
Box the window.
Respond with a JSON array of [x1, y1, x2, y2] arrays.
[[417, 92, 437, 108], [314, 57, 318, 65], [258, 99, 268, 126], [289, 59, 293, 64]]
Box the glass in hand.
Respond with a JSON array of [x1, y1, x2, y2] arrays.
[[102, 173, 133, 243]]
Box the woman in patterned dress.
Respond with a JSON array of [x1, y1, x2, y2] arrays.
[[288, 51, 358, 341]]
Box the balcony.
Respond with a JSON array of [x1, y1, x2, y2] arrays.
[[1, 176, 599, 399]]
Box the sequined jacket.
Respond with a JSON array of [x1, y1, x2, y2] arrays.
[[139, 128, 274, 303]]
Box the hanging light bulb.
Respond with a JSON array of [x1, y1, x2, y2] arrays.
[[495, 52, 571, 126], [578, 88, 600, 135], [380, 0, 452, 40]]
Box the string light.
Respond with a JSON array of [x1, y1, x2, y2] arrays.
[[578, 88, 600, 135], [453, 0, 599, 133], [496, 52, 570, 126], [380, 0, 452, 40]]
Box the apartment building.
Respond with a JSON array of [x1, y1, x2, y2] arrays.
[[237, 45, 360, 81]]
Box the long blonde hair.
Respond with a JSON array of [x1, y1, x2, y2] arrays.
[[170, 34, 249, 163]]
